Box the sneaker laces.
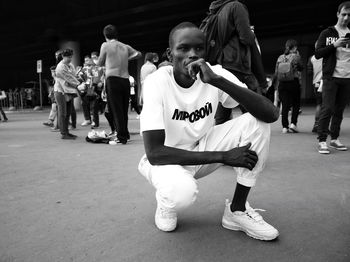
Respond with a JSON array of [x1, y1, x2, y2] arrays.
[[319, 141, 328, 148], [158, 206, 176, 219], [245, 204, 266, 222]]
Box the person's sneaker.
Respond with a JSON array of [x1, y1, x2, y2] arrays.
[[43, 121, 54, 127], [155, 203, 177, 232], [51, 127, 60, 132], [329, 139, 348, 151], [68, 133, 77, 138], [81, 120, 91, 126], [109, 138, 127, 145], [222, 199, 279, 241], [289, 123, 299, 133], [282, 128, 288, 134], [318, 141, 330, 154], [61, 134, 76, 140], [107, 131, 117, 138]]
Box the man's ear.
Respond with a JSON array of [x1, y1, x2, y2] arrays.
[[166, 48, 173, 62]]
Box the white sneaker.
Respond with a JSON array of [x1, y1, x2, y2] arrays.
[[222, 199, 279, 241], [155, 203, 177, 232], [81, 120, 91, 126], [318, 141, 330, 154], [289, 123, 298, 133], [282, 128, 288, 134], [329, 139, 348, 151]]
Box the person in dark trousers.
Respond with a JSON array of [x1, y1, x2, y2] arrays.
[[274, 39, 303, 134], [95, 24, 141, 144], [315, 1, 350, 154], [203, 0, 268, 125], [138, 22, 279, 241]]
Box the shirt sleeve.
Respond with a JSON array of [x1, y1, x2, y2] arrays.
[[140, 74, 165, 132], [55, 63, 80, 86], [212, 65, 247, 108]]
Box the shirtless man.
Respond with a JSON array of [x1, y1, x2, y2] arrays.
[[95, 24, 141, 144]]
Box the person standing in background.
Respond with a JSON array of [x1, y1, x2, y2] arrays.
[[315, 1, 350, 154], [274, 39, 303, 134], [95, 24, 141, 144]]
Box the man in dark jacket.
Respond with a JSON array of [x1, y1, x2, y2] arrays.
[[315, 1, 350, 154], [206, 0, 268, 124]]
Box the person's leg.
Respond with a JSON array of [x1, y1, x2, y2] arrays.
[[278, 85, 290, 130], [329, 78, 350, 143], [91, 96, 99, 127], [290, 80, 301, 127], [54, 92, 66, 136], [70, 100, 76, 129], [104, 104, 116, 133], [193, 113, 278, 240], [122, 80, 130, 140], [0, 105, 8, 121], [138, 156, 198, 231], [312, 86, 322, 133], [317, 79, 337, 142], [81, 94, 91, 125], [107, 77, 129, 143]]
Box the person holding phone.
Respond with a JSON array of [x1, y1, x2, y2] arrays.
[[315, 1, 350, 154]]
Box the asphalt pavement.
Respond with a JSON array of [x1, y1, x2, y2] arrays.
[[0, 106, 349, 262]]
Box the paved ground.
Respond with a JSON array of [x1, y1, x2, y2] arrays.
[[0, 106, 349, 262]]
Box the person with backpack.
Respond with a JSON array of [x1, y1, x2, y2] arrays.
[[274, 39, 303, 134], [200, 0, 268, 125]]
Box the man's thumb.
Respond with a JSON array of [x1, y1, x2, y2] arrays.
[[243, 142, 252, 149]]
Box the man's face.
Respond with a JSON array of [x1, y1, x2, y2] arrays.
[[63, 55, 73, 63], [170, 27, 206, 78], [337, 7, 350, 27]]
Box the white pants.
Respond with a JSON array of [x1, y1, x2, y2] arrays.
[[138, 113, 271, 211]]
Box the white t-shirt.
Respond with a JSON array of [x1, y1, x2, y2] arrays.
[[333, 25, 350, 78], [140, 64, 246, 150]]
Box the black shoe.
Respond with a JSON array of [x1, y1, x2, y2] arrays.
[[61, 134, 76, 140], [43, 121, 54, 127], [68, 133, 77, 138]]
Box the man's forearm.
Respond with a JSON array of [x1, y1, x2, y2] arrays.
[[147, 145, 224, 166], [210, 76, 279, 123]]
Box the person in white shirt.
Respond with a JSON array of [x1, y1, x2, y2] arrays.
[[140, 53, 157, 106], [138, 22, 280, 241]]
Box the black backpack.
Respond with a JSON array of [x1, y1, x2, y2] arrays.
[[199, 3, 228, 65]]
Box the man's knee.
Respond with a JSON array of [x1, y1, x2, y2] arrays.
[[156, 174, 198, 210], [240, 113, 270, 136]]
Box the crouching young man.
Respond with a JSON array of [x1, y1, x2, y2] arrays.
[[138, 22, 280, 241]]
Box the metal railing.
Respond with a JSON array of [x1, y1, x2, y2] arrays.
[[0, 91, 26, 110]]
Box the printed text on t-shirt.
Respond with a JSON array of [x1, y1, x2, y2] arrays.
[[172, 102, 213, 123]]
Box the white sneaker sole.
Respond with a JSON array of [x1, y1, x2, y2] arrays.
[[222, 218, 279, 241], [318, 149, 330, 154], [329, 145, 347, 151]]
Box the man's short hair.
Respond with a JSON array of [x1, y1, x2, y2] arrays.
[[144, 52, 155, 63], [62, 48, 73, 57], [338, 1, 350, 12], [168, 22, 198, 48], [103, 24, 118, 40]]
